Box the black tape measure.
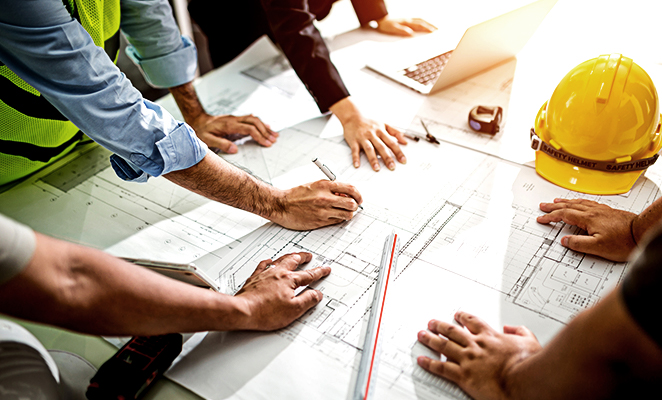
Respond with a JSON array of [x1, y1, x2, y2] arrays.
[[468, 105, 503, 135], [86, 333, 182, 400]]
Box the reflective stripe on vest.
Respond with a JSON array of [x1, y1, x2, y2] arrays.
[[0, 0, 120, 185]]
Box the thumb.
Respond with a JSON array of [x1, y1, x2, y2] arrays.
[[392, 23, 415, 36], [504, 325, 536, 339], [385, 124, 407, 144], [203, 135, 238, 154]]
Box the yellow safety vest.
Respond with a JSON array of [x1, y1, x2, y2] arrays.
[[0, 0, 120, 185]]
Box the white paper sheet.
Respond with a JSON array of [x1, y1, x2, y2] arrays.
[[166, 131, 661, 399]]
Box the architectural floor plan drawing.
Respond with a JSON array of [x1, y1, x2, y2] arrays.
[[166, 130, 662, 399], [0, 144, 267, 263]]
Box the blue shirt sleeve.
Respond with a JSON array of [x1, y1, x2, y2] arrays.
[[120, 0, 198, 88], [0, 0, 207, 182]]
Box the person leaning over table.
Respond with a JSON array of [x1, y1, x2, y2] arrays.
[[188, 0, 437, 172], [0, 213, 328, 397], [0, 0, 362, 229], [416, 221, 662, 400]]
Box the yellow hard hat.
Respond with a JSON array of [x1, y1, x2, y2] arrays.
[[530, 53, 662, 195]]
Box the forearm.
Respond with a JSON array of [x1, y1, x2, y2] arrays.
[[505, 291, 662, 399], [169, 81, 205, 125], [164, 152, 285, 221], [0, 234, 249, 336], [632, 197, 662, 244]]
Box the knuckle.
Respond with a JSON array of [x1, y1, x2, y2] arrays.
[[464, 349, 477, 361], [277, 269, 291, 279], [304, 269, 315, 280]]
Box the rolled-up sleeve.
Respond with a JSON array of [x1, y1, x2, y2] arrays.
[[120, 0, 198, 88], [0, 0, 207, 182], [124, 36, 197, 88]]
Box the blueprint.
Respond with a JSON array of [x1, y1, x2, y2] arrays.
[[3, 2, 662, 398], [160, 19, 662, 397], [0, 143, 267, 263], [166, 127, 661, 399], [0, 36, 341, 264]]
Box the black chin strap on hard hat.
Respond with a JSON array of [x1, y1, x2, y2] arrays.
[[530, 128, 659, 172]]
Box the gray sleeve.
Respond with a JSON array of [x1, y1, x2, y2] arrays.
[[0, 215, 36, 285]]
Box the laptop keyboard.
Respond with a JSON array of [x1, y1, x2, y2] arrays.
[[401, 50, 453, 86]]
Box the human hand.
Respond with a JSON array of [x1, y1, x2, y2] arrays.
[[343, 117, 407, 171], [374, 16, 437, 37], [234, 252, 330, 331], [417, 311, 542, 400], [537, 198, 637, 262], [270, 180, 363, 230], [329, 97, 406, 171], [189, 112, 278, 153]]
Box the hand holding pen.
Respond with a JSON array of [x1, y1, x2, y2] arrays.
[[313, 158, 363, 210]]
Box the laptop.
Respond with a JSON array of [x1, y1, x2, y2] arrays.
[[366, 0, 558, 94]]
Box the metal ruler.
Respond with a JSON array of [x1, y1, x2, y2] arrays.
[[353, 231, 400, 400]]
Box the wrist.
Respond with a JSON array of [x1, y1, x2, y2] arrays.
[[214, 295, 252, 331], [499, 358, 531, 400], [260, 186, 288, 223], [370, 15, 389, 29], [329, 97, 361, 125]]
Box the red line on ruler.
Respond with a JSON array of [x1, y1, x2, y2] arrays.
[[363, 234, 397, 400]]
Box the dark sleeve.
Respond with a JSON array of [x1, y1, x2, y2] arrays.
[[351, 0, 388, 26], [621, 227, 662, 348], [261, 0, 350, 113]]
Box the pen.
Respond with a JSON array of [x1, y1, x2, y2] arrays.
[[312, 157, 336, 180], [312, 158, 363, 210], [403, 132, 421, 142]]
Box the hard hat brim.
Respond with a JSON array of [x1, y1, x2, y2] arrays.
[[535, 151, 643, 195]]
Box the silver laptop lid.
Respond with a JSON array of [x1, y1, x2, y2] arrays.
[[429, 0, 558, 93]]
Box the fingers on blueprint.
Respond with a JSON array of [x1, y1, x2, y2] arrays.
[[236, 252, 328, 330], [385, 124, 408, 146], [272, 251, 313, 270], [454, 311, 488, 334], [375, 17, 437, 37], [236, 114, 278, 146], [417, 329, 463, 362], [537, 198, 637, 262], [502, 324, 537, 340], [377, 126, 407, 168], [345, 120, 407, 171], [416, 314, 542, 400], [428, 319, 472, 347], [201, 114, 277, 150]]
